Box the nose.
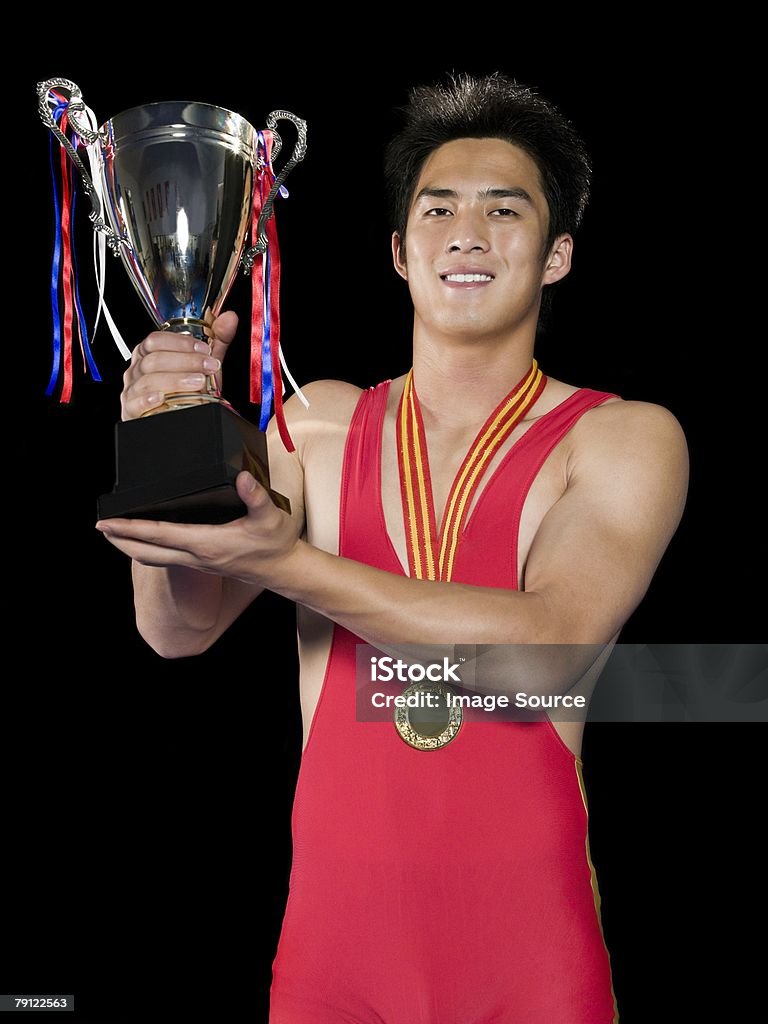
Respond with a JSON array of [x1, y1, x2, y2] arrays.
[[447, 206, 490, 253]]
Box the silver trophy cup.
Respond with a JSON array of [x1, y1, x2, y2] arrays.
[[38, 78, 307, 522]]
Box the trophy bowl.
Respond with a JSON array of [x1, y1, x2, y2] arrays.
[[38, 78, 308, 523]]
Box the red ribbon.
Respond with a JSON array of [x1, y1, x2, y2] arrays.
[[249, 162, 264, 407], [58, 110, 75, 403], [249, 131, 294, 453]]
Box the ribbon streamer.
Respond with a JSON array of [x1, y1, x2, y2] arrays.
[[77, 105, 130, 361], [44, 88, 305, 434], [43, 87, 129, 402], [249, 130, 309, 453]]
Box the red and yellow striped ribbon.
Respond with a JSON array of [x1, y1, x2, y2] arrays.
[[397, 361, 546, 581]]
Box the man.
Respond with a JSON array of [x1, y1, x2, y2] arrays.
[[98, 71, 688, 1022]]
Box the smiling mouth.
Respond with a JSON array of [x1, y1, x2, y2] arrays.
[[440, 273, 495, 287]]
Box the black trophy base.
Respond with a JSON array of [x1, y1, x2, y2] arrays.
[[97, 402, 291, 523]]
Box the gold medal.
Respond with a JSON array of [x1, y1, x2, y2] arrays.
[[393, 680, 463, 751]]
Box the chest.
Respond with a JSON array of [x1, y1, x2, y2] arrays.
[[381, 406, 570, 586], [303, 389, 574, 590]]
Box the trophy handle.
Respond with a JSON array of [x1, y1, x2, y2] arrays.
[[241, 110, 308, 272], [37, 78, 123, 254]]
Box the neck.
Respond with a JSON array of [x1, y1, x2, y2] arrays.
[[411, 318, 537, 430]]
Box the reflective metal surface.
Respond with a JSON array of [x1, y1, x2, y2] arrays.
[[394, 681, 464, 751], [99, 101, 257, 337], [38, 81, 308, 410]]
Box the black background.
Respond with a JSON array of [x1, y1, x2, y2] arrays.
[[6, 34, 763, 1023]]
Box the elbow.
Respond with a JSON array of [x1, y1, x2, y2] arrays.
[[522, 589, 619, 646], [136, 619, 217, 659], [151, 640, 212, 660]]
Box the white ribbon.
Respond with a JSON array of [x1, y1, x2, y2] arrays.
[[69, 98, 131, 361], [279, 338, 310, 409], [61, 90, 310, 407]]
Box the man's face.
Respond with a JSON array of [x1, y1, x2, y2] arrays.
[[391, 137, 572, 342]]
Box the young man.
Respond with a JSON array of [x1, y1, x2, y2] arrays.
[[98, 72, 688, 1022]]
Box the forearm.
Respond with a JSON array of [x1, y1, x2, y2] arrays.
[[271, 540, 544, 645], [131, 561, 229, 657], [266, 542, 609, 699]]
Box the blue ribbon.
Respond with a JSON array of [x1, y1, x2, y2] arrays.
[[256, 131, 273, 429], [254, 132, 290, 427], [46, 100, 102, 395], [45, 104, 66, 396], [70, 184, 101, 381], [259, 229, 273, 430]]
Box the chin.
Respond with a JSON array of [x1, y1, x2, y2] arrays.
[[439, 317, 507, 338]]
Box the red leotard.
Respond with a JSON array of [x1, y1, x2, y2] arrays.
[[269, 380, 621, 1023]]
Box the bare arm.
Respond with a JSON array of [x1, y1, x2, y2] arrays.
[[131, 413, 306, 656], [100, 399, 689, 686], [271, 401, 688, 642], [130, 564, 254, 658], [268, 398, 689, 695], [120, 311, 306, 657]]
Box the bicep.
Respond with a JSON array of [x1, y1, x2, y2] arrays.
[[213, 391, 310, 637], [212, 377, 361, 640], [522, 402, 689, 643]]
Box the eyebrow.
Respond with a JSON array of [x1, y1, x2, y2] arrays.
[[413, 186, 535, 207]]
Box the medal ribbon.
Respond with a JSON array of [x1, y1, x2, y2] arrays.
[[397, 361, 546, 581]]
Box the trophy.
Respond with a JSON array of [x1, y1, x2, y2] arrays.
[[37, 78, 308, 522]]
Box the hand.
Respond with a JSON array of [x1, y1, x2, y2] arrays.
[[120, 310, 239, 421], [96, 471, 302, 587]]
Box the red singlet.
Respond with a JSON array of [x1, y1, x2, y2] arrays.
[[269, 380, 621, 1023]]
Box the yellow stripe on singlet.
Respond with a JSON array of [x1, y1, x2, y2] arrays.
[[575, 759, 621, 1024]]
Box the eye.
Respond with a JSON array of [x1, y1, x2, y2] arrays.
[[491, 208, 518, 216], [425, 207, 452, 216]]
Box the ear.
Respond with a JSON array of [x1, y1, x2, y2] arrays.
[[542, 233, 573, 286], [392, 231, 408, 281]]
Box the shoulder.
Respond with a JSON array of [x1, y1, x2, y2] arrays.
[[287, 378, 364, 420], [573, 396, 688, 461], [541, 374, 689, 473], [270, 378, 364, 430], [266, 378, 365, 463], [567, 396, 690, 516]]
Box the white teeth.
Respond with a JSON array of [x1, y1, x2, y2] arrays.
[[443, 273, 493, 283]]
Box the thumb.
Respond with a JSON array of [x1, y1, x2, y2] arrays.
[[236, 470, 270, 512], [209, 310, 239, 362]]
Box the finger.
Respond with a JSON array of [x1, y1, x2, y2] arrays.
[[122, 388, 167, 420], [96, 517, 203, 548], [139, 332, 211, 357], [122, 335, 216, 409], [236, 470, 273, 514], [137, 351, 221, 377], [98, 532, 197, 567], [123, 375, 204, 421], [122, 365, 222, 420], [211, 310, 238, 346], [210, 310, 238, 363]]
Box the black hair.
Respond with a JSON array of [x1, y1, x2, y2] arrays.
[[383, 70, 592, 329]]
